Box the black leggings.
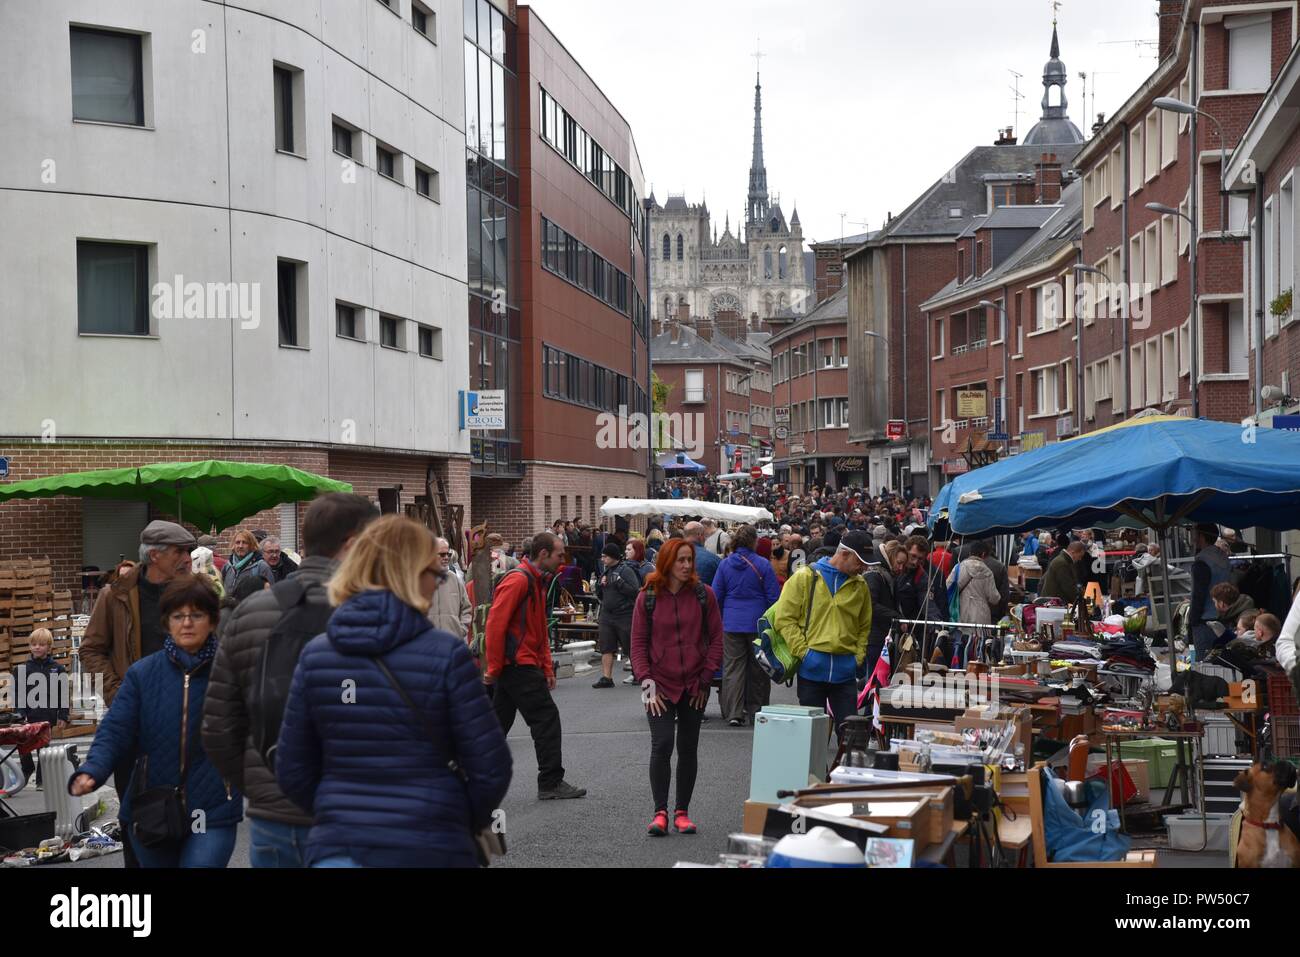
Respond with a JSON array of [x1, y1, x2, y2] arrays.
[[647, 694, 704, 814]]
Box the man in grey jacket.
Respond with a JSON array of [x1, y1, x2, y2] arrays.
[[428, 536, 473, 640], [201, 492, 378, 868]]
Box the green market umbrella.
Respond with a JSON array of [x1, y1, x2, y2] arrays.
[[0, 460, 353, 533]]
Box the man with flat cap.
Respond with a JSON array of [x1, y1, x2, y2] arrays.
[[81, 519, 196, 867]]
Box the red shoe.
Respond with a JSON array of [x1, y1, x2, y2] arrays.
[[647, 810, 669, 836], [673, 810, 697, 834]]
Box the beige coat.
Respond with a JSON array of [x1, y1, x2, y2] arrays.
[[949, 557, 1001, 625], [428, 572, 473, 641]]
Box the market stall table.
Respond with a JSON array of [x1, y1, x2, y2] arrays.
[[1101, 728, 1203, 835]]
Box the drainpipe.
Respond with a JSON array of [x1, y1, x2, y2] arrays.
[[1122, 119, 1131, 413], [1002, 283, 1010, 449], [1074, 258, 1083, 430], [1255, 176, 1266, 417], [1189, 21, 1201, 418], [902, 243, 909, 475]]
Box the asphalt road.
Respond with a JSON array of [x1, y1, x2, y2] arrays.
[[29, 660, 794, 869]]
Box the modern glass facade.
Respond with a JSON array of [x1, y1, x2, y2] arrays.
[[465, 0, 521, 476]]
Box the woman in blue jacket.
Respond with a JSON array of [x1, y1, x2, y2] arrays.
[[275, 515, 512, 868], [711, 525, 781, 727], [70, 576, 243, 867]]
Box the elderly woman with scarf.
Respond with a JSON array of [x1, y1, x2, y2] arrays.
[[70, 576, 243, 867], [222, 529, 273, 595]]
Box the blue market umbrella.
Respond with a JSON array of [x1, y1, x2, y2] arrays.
[[933, 415, 1300, 672]]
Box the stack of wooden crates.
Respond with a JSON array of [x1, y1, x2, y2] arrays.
[[0, 559, 96, 737]]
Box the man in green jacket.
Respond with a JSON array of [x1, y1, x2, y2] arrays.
[[1039, 540, 1086, 601], [772, 529, 873, 744]]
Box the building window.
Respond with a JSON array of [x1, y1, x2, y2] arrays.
[[377, 143, 400, 182], [1161, 215, 1177, 286], [277, 259, 306, 347], [1281, 176, 1295, 324], [677, 234, 684, 261], [685, 369, 705, 403], [273, 66, 296, 153], [1144, 110, 1159, 183], [1162, 331, 1178, 401], [380, 315, 404, 350], [1227, 14, 1272, 91], [412, 1, 435, 39], [332, 119, 356, 159], [70, 27, 145, 126], [1227, 301, 1248, 373], [662, 234, 671, 260], [1265, 197, 1278, 336], [415, 164, 439, 201], [77, 241, 149, 336], [336, 302, 361, 341], [418, 324, 442, 359], [1129, 127, 1143, 192]]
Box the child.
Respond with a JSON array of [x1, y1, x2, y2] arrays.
[[19, 629, 69, 788]]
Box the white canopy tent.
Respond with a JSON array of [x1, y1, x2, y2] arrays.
[[599, 497, 774, 523]]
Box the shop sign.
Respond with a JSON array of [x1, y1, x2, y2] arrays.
[[461, 390, 506, 430], [956, 389, 987, 419], [1273, 415, 1300, 431], [0, 457, 8, 478], [1020, 430, 1046, 452], [833, 458, 863, 473], [788, 442, 806, 455], [886, 420, 907, 441], [942, 458, 970, 476], [774, 406, 790, 425]]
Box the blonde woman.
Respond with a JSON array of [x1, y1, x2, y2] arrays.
[[221, 529, 272, 595], [274, 516, 512, 867]]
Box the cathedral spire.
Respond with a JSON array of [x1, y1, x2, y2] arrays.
[[747, 47, 770, 232]]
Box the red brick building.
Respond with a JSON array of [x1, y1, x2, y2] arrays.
[[811, 232, 873, 306], [769, 287, 859, 491], [649, 318, 773, 475], [469, 5, 651, 546], [922, 179, 1081, 490]]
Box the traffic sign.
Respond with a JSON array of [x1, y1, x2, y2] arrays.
[[749, 466, 763, 481]]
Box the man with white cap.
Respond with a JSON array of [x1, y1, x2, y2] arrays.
[[771, 529, 874, 744], [80, 518, 197, 867]]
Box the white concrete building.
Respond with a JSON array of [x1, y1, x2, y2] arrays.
[[0, 0, 473, 586]]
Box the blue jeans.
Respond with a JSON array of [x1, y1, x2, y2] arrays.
[[249, 817, 312, 869], [312, 855, 362, 868], [129, 825, 237, 868]]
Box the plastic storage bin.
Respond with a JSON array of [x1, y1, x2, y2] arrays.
[[1117, 738, 1181, 789], [1200, 715, 1239, 757], [1164, 812, 1233, 851]]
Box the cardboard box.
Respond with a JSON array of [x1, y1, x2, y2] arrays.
[[791, 793, 932, 851], [956, 706, 1033, 759], [742, 800, 777, 835], [794, 786, 954, 846]]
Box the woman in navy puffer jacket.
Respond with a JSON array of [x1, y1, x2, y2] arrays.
[[70, 576, 243, 868], [275, 516, 512, 868]]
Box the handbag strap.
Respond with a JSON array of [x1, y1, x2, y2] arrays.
[[371, 656, 469, 785], [737, 553, 767, 586]]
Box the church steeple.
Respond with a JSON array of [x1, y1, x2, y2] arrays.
[[1021, 18, 1084, 146], [746, 70, 770, 232]]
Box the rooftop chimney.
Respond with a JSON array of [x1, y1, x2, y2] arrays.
[[1091, 112, 1107, 136], [995, 126, 1018, 146], [669, 321, 681, 344], [1037, 152, 1063, 203], [696, 317, 714, 342]]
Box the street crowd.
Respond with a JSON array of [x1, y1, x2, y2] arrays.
[[39, 476, 1300, 868]]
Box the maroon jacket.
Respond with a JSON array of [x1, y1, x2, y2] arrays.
[[631, 584, 725, 704]]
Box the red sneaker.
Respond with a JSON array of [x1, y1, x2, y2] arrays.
[[673, 810, 697, 834], [647, 810, 669, 836]]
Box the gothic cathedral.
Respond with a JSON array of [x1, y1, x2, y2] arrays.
[[649, 69, 813, 329]]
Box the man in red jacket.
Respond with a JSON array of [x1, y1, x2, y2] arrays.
[[484, 532, 586, 801]]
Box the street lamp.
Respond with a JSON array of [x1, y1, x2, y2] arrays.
[[1073, 263, 1128, 414], [1147, 201, 1199, 418], [1155, 95, 1227, 422]]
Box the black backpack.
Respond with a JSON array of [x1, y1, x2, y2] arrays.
[[253, 577, 333, 771]]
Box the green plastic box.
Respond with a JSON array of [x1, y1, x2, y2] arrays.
[[1116, 738, 1181, 789]]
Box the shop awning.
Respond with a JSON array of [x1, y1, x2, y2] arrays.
[[933, 415, 1300, 536], [0, 460, 353, 534]]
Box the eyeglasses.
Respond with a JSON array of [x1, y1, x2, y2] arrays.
[[168, 612, 209, 624], [437, 552, 451, 558]]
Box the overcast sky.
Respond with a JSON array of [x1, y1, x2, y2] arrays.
[[525, 0, 1162, 245]]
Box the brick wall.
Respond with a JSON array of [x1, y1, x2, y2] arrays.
[[471, 463, 646, 549], [0, 441, 468, 594]]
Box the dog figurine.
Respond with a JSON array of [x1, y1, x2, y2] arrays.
[[1233, 760, 1300, 868]]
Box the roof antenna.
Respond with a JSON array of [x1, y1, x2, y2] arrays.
[[1008, 70, 1025, 139]]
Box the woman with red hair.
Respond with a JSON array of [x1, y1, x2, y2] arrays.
[[630, 539, 724, 837], [624, 539, 655, 583]]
